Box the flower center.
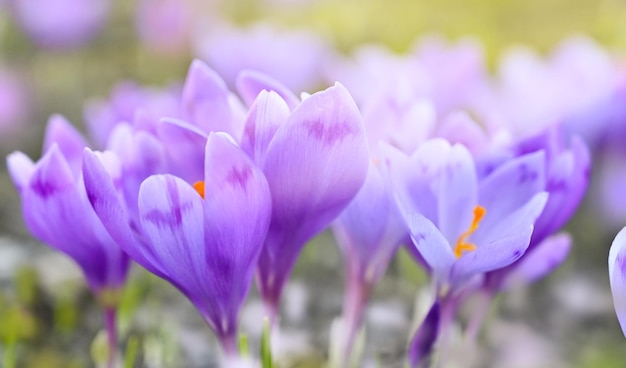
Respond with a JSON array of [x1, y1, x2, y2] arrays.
[[193, 181, 205, 199], [454, 205, 486, 258]]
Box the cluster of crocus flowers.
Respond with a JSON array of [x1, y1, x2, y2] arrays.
[[7, 33, 606, 365]]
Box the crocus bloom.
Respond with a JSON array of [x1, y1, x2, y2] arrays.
[[10, 0, 110, 49], [135, 0, 193, 55], [609, 227, 626, 336], [195, 22, 330, 92], [7, 116, 130, 366], [482, 127, 590, 294], [84, 132, 272, 358], [383, 139, 548, 366], [241, 83, 369, 323]]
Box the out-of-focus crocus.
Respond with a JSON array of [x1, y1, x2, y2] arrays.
[[7, 116, 130, 367], [0, 65, 28, 141], [135, 0, 193, 55], [241, 83, 369, 324], [383, 139, 548, 366], [609, 227, 626, 337], [331, 161, 406, 364], [195, 22, 330, 92], [84, 132, 272, 359], [84, 81, 181, 148], [10, 0, 110, 49]]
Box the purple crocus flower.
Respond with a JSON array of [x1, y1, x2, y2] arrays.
[[135, 0, 193, 55], [10, 0, 110, 49], [241, 83, 369, 323], [383, 139, 548, 366], [609, 227, 626, 336], [83, 132, 272, 358], [480, 127, 590, 296], [195, 22, 330, 92], [7, 116, 130, 367]]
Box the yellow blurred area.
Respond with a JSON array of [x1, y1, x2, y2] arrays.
[[224, 0, 626, 58]]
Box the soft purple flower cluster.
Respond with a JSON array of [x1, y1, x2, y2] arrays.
[[8, 34, 609, 366]]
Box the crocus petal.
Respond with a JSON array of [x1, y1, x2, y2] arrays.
[[240, 90, 290, 167], [83, 148, 168, 279], [435, 143, 477, 245], [406, 211, 455, 283], [43, 114, 89, 172], [235, 69, 300, 109], [181, 59, 238, 137], [200, 132, 271, 323], [532, 136, 590, 243], [408, 301, 440, 368], [500, 233, 571, 290], [333, 162, 405, 274], [22, 145, 129, 291], [6, 151, 35, 193], [476, 151, 546, 238], [451, 192, 548, 284], [262, 82, 369, 246], [609, 227, 626, 337], [156, 118, 207, 183], [138, 174, 206, 290]]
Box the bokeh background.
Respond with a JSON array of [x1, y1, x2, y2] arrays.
[[1, 0, 626, 367]]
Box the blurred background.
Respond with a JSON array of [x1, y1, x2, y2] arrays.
[[1, 0, 626, 367]]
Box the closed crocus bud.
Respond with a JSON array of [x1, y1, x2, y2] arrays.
[[245, 82, 369, 324]]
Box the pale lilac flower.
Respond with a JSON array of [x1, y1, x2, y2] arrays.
[[241, 83, 369, 323], [195, 22, 330, 92], [7, 116, 130, 366], [10, 0, 110, 49], [84, 132, 272, 357], [610, 227, 626, 337], [135, 0, 193, 55], [384, 139, 548, 365]]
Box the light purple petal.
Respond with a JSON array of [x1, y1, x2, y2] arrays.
[[200, 132, 271, 322], [476, 191, 549, 245], [262, 82, 369, 245], [83, 148, 168, 279], [258, 82, 369, 305], [609, 227, 626, 337], [6, 151, 35, 193], [43, 114, 89, 173], [138, 174, 206, 288], [156, 118, 207, 183], [240, 90, 289, 167], [406, 210, 455, 283], [181, 59, 239, 137], [435, 144, 477, 246], [500, 233, 571, 290], [332, 163, 405, 277], [451, 192, 548, 284], [475, 151, 546, 241], [23, 145, 129, 291], [382, 139, 450, 226], [235, 69, 300, 109], [532, 136, 590, 243]]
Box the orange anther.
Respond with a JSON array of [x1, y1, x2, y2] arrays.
[[193, 181, 205, 199]]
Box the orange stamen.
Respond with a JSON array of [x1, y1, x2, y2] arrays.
[[193, 181, 205, 199], [454, 205, 486, 258]]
